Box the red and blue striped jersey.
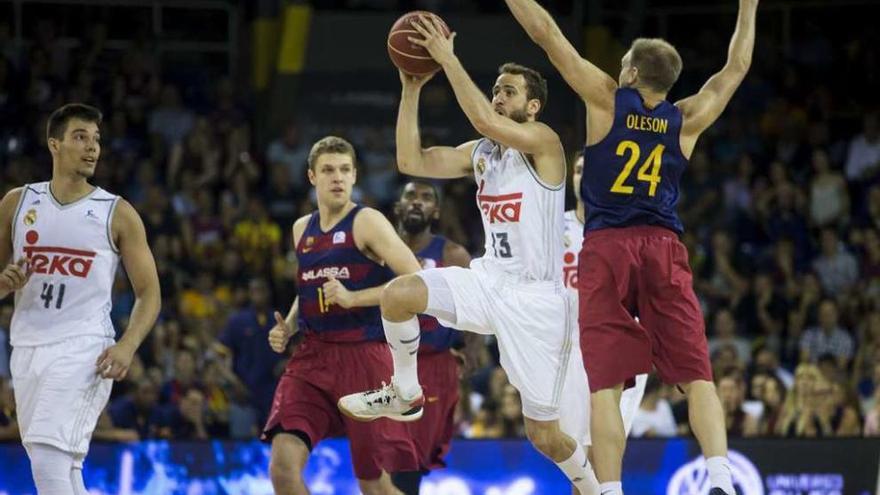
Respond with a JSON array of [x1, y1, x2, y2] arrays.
[[581, 87, 687, 234], [296, 205, 391, 343], [416, 235, 462, 354]]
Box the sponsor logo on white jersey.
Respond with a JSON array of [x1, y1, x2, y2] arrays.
[[478, 180, 523, 224], [22, 230, 96, 278]]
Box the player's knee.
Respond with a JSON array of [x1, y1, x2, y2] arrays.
[[357, 478, 392, 495], [381, 275, 426, 318], [269, 435, 308, 487], [679, 379, 714, 396], [269, 455, 304, 487], [524, 422, 558, 456]]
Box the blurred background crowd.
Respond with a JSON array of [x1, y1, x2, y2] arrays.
[[1, 0, 880, 444]]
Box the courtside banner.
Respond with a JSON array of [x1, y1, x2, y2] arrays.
[[0, 438, 877, 494]]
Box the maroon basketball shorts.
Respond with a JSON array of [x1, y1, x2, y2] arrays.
[[262, 337, 420, 480], [578, 226, 712, 391]]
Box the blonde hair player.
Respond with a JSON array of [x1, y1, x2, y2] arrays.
[[263, 136, 421, 495], [506, 0, 758, 494]]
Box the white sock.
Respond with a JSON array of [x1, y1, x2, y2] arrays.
[[71, 467, 88, 495], [556, 445, 600, 495], [706, 456, 735, 494], [28, 443, 76, 495], [598, 481, 623, 495], [383, 317, 421, 399]]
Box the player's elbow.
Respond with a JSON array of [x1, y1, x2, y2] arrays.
[[524, 15, 555, 45], [726, 55, 752, 76], [395, 153, 421, 173]]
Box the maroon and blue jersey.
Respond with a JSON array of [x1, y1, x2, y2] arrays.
[[581, 87, 687, 234], [296, 206, 391, 343], [415, 236, 462, 354]]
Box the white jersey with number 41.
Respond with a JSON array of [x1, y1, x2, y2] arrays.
[[10, 182, 120, 347]]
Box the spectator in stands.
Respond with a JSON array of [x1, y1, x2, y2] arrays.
[[857, 361, 880, 415], [0, 377, 18, 440], [679, 150, 720, 232], [160, 348, 202, 406], [498, 385, 526, 438], [712, 344, 745, 380], [232, 197, 282, 273], [813, 228, 859, 295], [148, 84, 194, 158], [845, 112, 880, 183], [808, 148, 850, 228], [752, 345, 795, 389], [266, 122, 310, 192], [863, 384, 880, 436], [0, 303, 10, 379], [108, 379, 164, 440], [217, 278, 284, 424], [736, 272, 788, 353], [778, 364, 832, 437], [817, 379, 861, 437], [264, 165, 299, 228], [698, 230, 748, 308], [744, 374, 786, 437], [179, 272, 223, 322], [160, 388, 209, 440], [799, 299, 855, 368], [630, 375, 677, 438], [760, 183, 811, 262], [708, 308, 752, 364], [717, 369, 758, 437], [468, 401, 503, 439]]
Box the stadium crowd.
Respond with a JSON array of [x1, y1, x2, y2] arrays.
[[1, 9, 879, 445]]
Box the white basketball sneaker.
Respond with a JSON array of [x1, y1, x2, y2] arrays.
[[338, 381, 425, 422]]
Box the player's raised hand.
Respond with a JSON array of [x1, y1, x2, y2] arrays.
[[268, 311, 293, 353], [399, 68, 437, 90], [96, 341, 136, 381], [408, 14, 457, 67], [322, 275, 356, 309], [0, 258, 32, 293]]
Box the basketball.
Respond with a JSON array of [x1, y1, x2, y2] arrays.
[[387, 11, 451, 76]]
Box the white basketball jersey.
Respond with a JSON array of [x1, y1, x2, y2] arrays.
[[563, 210, 584, 291], [10, 182, 120, 346], [471, 139, 565, 282]]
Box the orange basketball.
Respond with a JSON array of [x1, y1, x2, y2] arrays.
[[387, 11, 451, 76]]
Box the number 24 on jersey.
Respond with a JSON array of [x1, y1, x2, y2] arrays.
[[610, 140, 664, 197]]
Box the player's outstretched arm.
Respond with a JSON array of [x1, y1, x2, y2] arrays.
[[410, 15, 560, 158], [97, 199, 161, 381], [676, 0, 758, 151], [320, 209, 421, 310], [397, 70, 474, 179], [504, 0, 616, 110]]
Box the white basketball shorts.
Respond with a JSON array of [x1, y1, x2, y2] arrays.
[[417, 266, 573, 422], [11, 335, 114, 455]]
